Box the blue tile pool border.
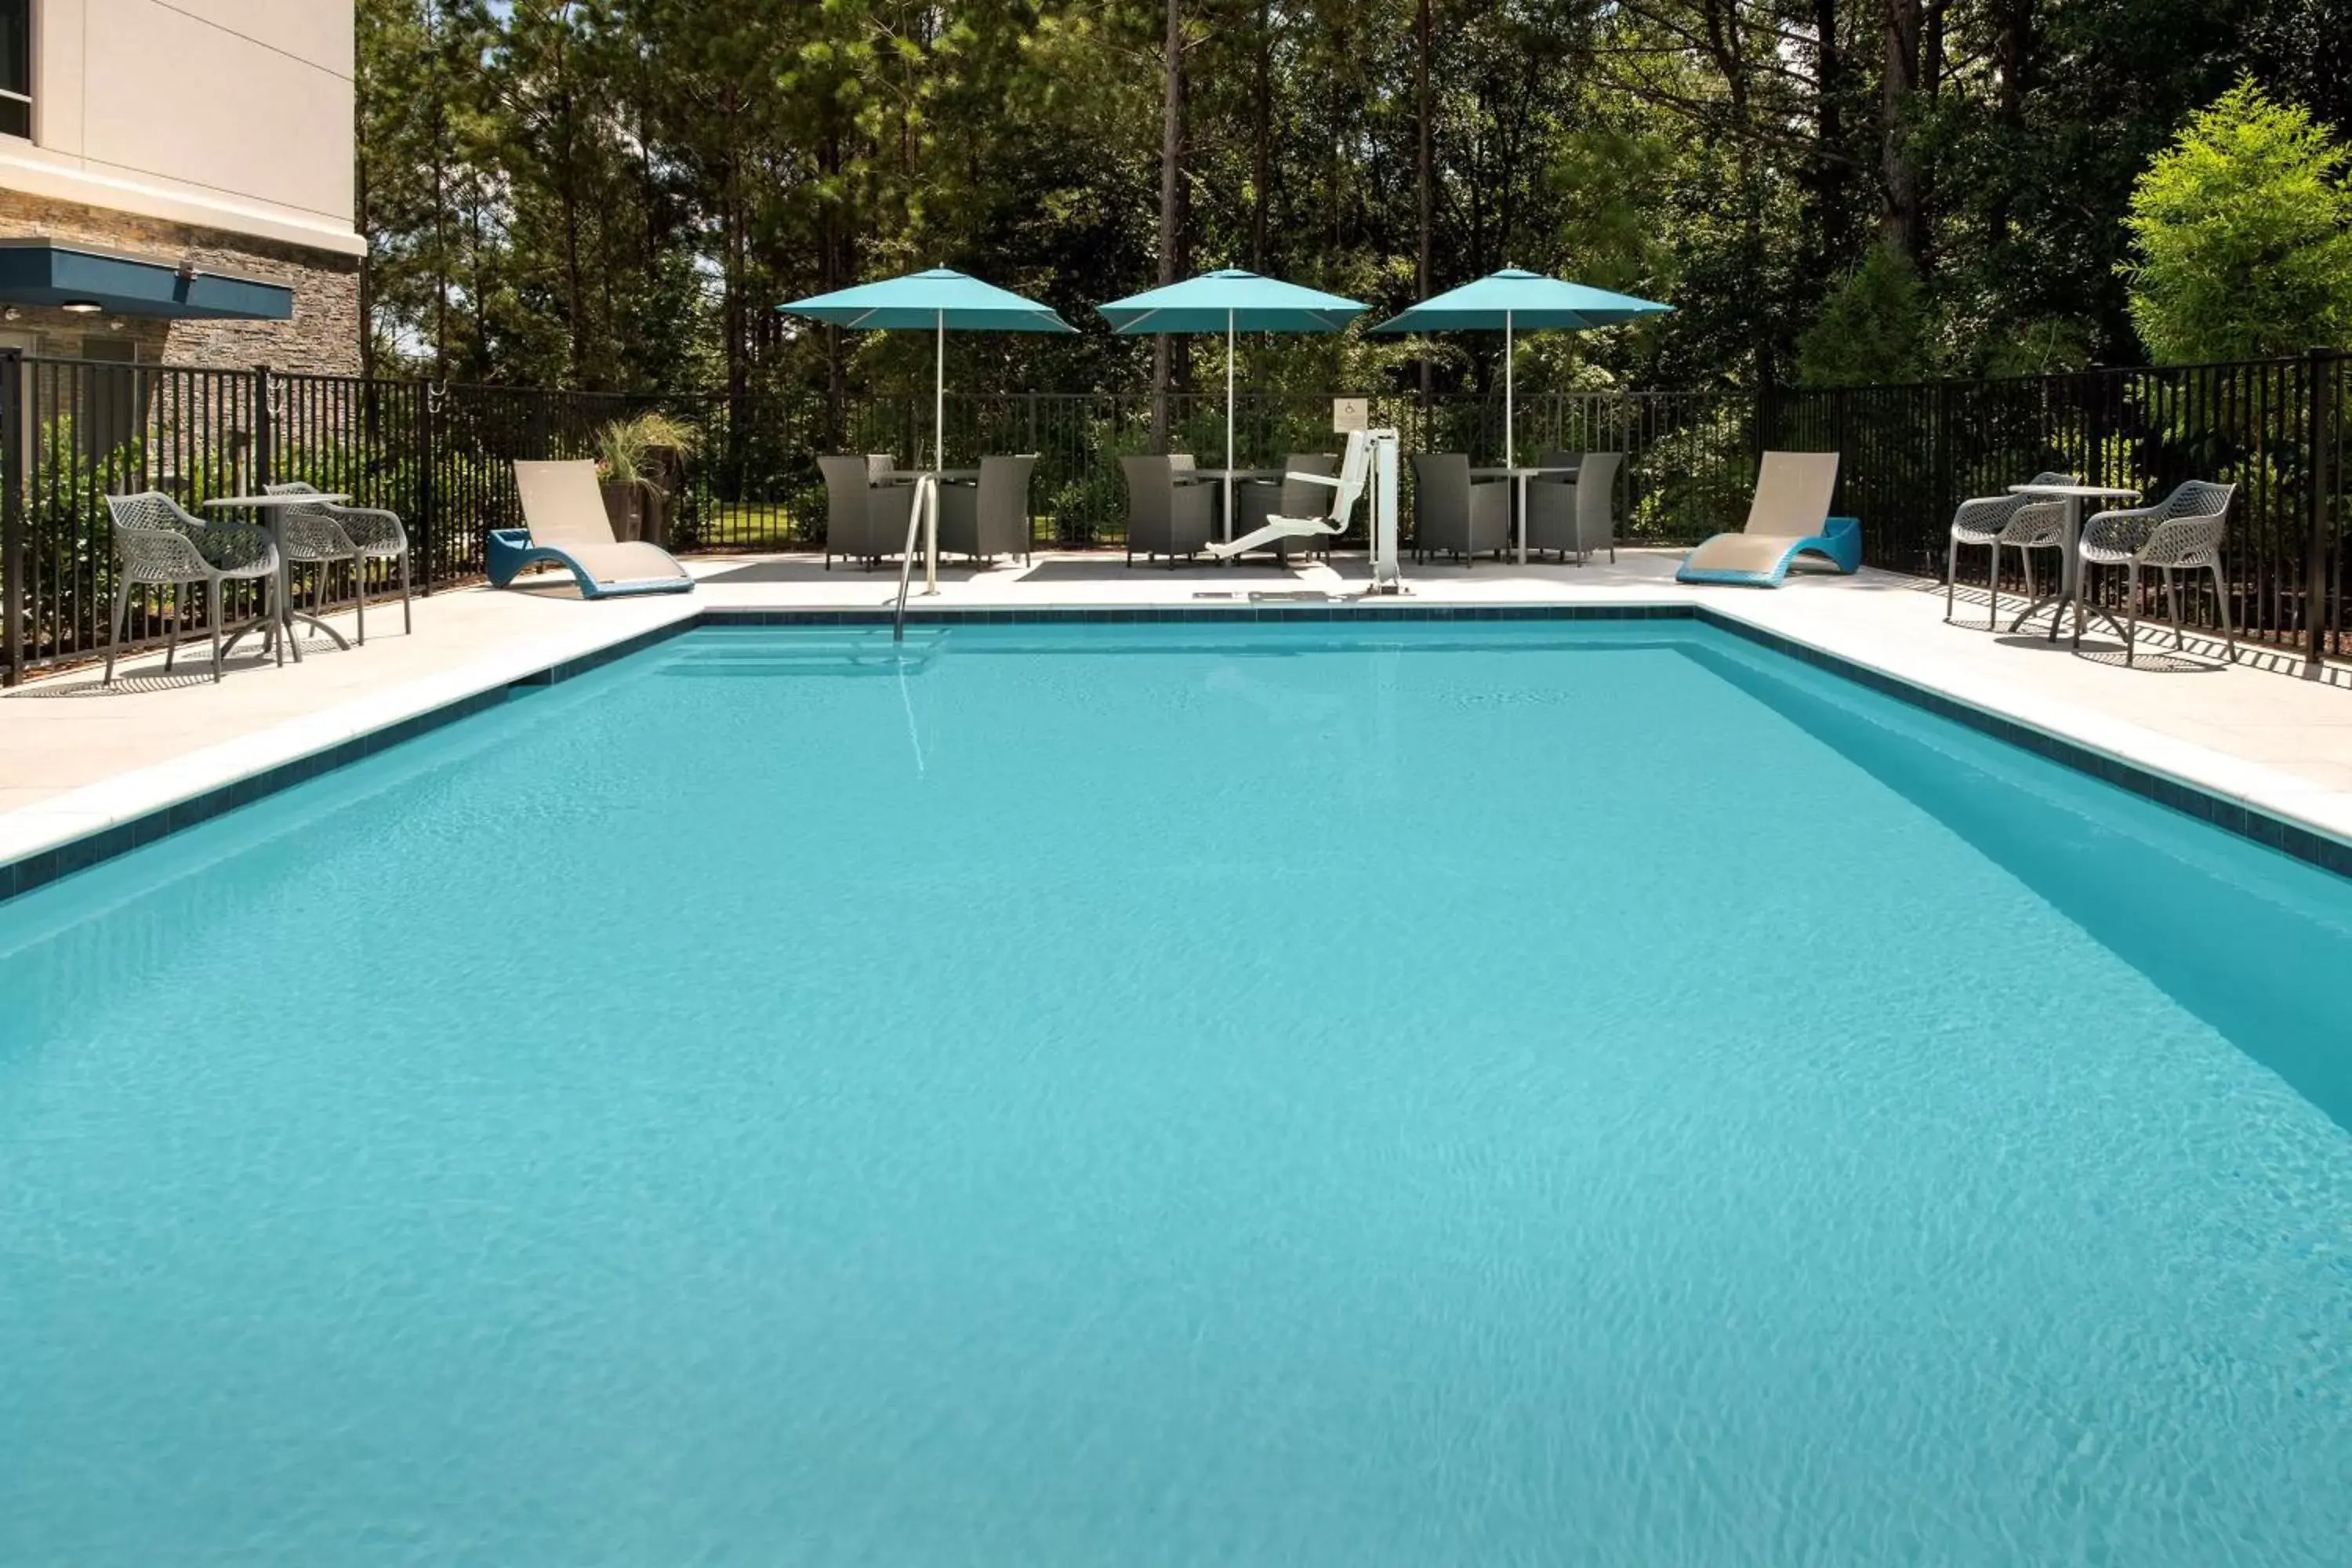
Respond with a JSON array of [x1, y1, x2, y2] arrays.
[[4, 602, 2348, 906]]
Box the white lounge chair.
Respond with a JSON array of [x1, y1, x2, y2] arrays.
[[488, 460, 694, 598], [1676, 451, 1860, 586], [1205, 430, 1371, 560]]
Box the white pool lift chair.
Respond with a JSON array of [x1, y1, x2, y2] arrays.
[[1205, 430, 1372, 561]]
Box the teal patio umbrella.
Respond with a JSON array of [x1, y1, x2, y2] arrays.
[[779, 267, 1075, 586], [1099, 269, 1367, 537], [1369, 269, 1671, 470]]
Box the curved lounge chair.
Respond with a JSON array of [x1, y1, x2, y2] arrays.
[[1676, 452, 1860, 586], [488, 460, 695, 598]]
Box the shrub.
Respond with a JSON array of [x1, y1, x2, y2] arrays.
[[2125, 78, 2352, 363], [1796, 245, 1930, 387]]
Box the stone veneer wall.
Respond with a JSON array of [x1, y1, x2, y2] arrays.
[[0, 190, 359, 376]]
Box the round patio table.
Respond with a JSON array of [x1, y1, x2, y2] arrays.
[[204, 492, 353, 663], [2004, 482, 2139, 641]]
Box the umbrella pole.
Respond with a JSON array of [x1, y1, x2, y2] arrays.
[[1507, 308, 1525, 565], [1225, 308, 1236, 545], [927, 310, 942, 593]]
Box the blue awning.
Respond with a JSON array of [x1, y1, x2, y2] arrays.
[[0, 240, 294, 321]]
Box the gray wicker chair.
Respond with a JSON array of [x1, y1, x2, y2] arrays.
[[262, 481, 412, 643], [1524, 451, 1622, 564], [1945, 470, 2072, 626], [1123, 455, 1214, 567], [818, 454, 909, 569], [1410, 452, 1509, 564], [103, 491, 278, 684], [938, 453, 1037, 565], [2074, 479, 2238, 666]]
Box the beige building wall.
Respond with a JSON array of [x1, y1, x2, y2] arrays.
[[0, 0, 361, 372]]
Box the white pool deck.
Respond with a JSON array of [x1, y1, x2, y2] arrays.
[[5, 547, 2350, 876]]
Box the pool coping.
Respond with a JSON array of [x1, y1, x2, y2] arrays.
[[3, 600, 2349, 906]]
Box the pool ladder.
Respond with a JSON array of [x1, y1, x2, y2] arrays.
[[891, 474, 937, 644]]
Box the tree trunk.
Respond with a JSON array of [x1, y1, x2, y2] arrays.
[[1250, 0, 1272, 271], [1880, 0, 1926, 267], [723, 152, 747, 447], [1989, 0, 2033, 250], [1153, 0, 1188, 445], [1416, 0, 1435, 402], [820, 125, 847, 409], [466, 179, 492, 381], [550, 16, 590, 386], [1700, 0, 1778, 388], [429, 0, 451, 379], [1806, 0, 1846, 285]]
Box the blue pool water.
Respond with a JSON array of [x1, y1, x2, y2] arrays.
[[3, 621, 2350, 1566]]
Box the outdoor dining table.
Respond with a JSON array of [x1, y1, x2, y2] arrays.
[[2005, 481, 2140, 640], [876, 468, 980, 485], [1472, 463, 1579, 565], [203, 492, 353, 663]]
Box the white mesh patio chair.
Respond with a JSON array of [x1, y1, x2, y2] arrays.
[[2073, 479, 2237, 666], [1990, 495, 2075, 633], [1945, 470, 2072, 627], [103, 491, 278, 684], [263, 481, 413, 643]]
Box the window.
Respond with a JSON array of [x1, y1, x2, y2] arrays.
[[0, 1, 27, 140]]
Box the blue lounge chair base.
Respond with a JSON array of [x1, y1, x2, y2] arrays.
[[486, 528, 695, 599], [1677, 517, 1861, 586]]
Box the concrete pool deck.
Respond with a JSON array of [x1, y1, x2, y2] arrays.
[[5, 547, 2350, 882]]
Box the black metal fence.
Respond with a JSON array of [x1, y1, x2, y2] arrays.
[[679, 387, 1752, 554], [3, 348, 2346, 683]]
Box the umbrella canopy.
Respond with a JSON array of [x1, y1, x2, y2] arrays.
[[1370, 269, 1671, 472], [779, 269, 1074, 588], [1100, 268, 1364, 335], [1369, 268, 1669, 334], [781, 267, 1078, 334], [1100, 270, 1367, 541]]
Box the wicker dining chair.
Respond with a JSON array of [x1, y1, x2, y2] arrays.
[[263, 481, 413, 643], [102, 492, 278, 684], [1945, 470, 2073, 627], [2074, 479, 2238, 666]]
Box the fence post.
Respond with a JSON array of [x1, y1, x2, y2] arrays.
[[2, 348, 22, 688], [252, 364, 274, 489], [1932, 377, 1952, 575], [417, 382, 438, 596], [2307, 346, 2335, 671]]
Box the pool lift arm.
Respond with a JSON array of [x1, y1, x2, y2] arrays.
[[1200, 427, 1405, 594]]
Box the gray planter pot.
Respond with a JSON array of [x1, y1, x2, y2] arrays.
[[600, 481, 647, 543]]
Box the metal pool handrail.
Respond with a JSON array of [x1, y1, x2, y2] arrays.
[[891, 474, 935, 644]]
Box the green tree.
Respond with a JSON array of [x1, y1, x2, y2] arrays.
[[1796, 243, 1929, 385], [2125, 78, 2352, 362]]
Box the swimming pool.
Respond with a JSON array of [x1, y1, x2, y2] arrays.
[[3, 619, 2349, 1565]]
